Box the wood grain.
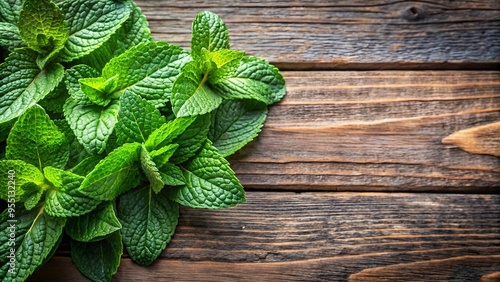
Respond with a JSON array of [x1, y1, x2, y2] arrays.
[[443, 121, 500, 157], [15, 1, 500, 281], [29, 192, 500, 281], [135, 0, 500, 69], [230, 71, 500, 192]]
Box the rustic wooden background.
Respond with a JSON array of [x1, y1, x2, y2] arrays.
[[31, 0, 499, 281]]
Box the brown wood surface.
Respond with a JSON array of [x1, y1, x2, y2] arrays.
[[30, 193, 500, 281], [231, 71, 500, 192], [443, 121, 500, 157], [27, 0, 500, 281], [136, 0, 500, 69]]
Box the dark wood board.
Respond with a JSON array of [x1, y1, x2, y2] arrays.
[[230, 71, 500, 192], [15, 0, 500, 281], [135, 0, 500, 69], [29, 192, 500, 281]]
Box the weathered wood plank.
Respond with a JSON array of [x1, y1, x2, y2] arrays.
[[442, 121, 500, 157], [230, 71, 500, 192], [136, 0, 500, 69], [29, 192, 500, 281]]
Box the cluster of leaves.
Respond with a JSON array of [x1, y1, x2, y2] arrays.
[[0, 0, 285, 281]]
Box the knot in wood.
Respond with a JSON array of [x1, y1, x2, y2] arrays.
[[402, 6, 427, 21]]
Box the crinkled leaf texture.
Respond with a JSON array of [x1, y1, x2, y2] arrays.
[[71, 231, 123, 282], [74, 0, 154, 72], [0, 22, 24, 52], [140, 145, 166, 194], [79, 142, 141, 201], [116, 0, 153, 54], [43, 166, 100, 217], [158, 162, 186, 186], [118, 186, 179, 266], [66, 202, 122, 242], [0, 160, 44, 206], [58, 0, 131, 62], [0, 205, 39, 277], [64, 65, 120, 155], [171, 61, 222, 117], [1, 205, 66, 282], [149, 144, 178, 169], [212, 56, 286, 105], [144, 116, 196, 151], [6, 104, 69, 170], [81, 42, 190, 107], [115, 92, 166, 146], [191, 11, 230, 60], [0, 48, 64, 123], [170, 140, 245, 208], [18, 0, 67, 68], [169, 114, 211, 164], [0, 0, 22, 24], [53, 119, 91, 169], [209, 99, 267, 157]]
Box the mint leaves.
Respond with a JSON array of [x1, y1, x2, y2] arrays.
[[171, 11, 285, 118], [18, 0, 67, 68], [0, 2, 286, 281], [58, 0, 130, 63]]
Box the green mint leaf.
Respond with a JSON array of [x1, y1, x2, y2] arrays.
[[171, 140, 245, 208], [158, 162, 185, 186], [53, 119, 91, 169], [85, 42, 189, 107], [115, 0, 153, 55], [0, 204, 41, 278], [169, 114, 211, 164], [0, 48, 64, 123], [3, 206, 66, 281], [118, 186, 179, 266], [64, 95, 120, 155], [58, 0, 130, 62], [209, 49, 245, 69], [43, 166, 100, 217], [115, 92, 166, 146], [171, 62, 222, 117], [20, 182, 44, 210], [66, 202, 121, 242], [64, 64, 100, 100], [212, 56, 286, 105], [70, 231, 122, 282], [6, 104, 69, 170], [0, 160, 44, 206], [73, 33, 119, 72], [144, 116, 196, 151], [209, 99, 267, 157], [140, 145, 164, 194], [18, 0, 67, 68], [0, 0, 22, 24], [38, 82, 69, 115], [0, 22, 24, 52], [69, 155, 102, 176], [78, 75, 117, 106], [191, 11, 230, 60], [63, 64, 116, 155], [149, 143, 178, 168], [79, 142, 141, 201], [75, 0, 153, 71]]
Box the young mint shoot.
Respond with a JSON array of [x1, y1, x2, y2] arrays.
[[0, 1, 286, 281]]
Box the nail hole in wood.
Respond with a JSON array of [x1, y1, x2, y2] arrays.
[[402, 6, 427, 21]]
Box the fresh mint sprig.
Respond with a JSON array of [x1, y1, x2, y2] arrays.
[[0, 1, 286, 281]]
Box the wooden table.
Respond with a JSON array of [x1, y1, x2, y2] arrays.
[[31, 1, 500, 281]]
